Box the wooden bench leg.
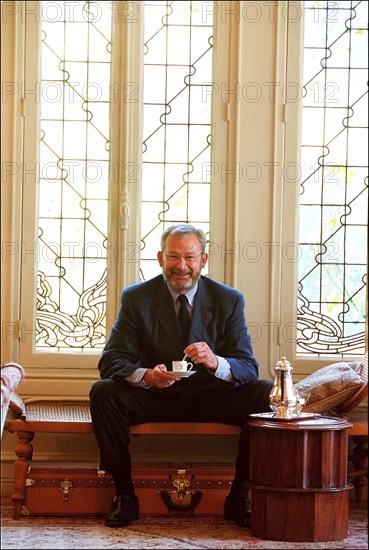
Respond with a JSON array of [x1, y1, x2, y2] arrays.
[[348, 435, 368, 505], [11, 430, 34, 519]]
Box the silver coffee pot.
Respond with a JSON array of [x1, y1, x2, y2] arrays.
[[269, 356, 305, 419]]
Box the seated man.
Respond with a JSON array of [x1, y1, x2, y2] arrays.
[[90, 223, 273, 528]]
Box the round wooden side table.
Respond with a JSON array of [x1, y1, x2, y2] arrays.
[[248, 414, 352, 542]]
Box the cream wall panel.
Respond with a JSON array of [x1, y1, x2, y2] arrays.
[[231, 3, 287, 379], [1, 1, 24, 363]]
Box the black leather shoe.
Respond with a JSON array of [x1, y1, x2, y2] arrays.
[[224, 494, 252, 527], [105, 494, 139, 527]]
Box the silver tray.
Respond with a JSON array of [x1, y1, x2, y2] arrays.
[[249, 412, 321, 421]]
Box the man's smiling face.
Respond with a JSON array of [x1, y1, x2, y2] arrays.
[[158, 234, 208, 293]]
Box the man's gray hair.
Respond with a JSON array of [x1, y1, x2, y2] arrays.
[[160, 224, 207, 254]]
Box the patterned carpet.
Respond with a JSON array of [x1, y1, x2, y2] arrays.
[[1, 504, 368, 549]]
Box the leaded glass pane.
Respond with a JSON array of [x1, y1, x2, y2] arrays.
[[36, 1, 111, 351], [140, 1, 213, 280], [297, 1, 368, 356]]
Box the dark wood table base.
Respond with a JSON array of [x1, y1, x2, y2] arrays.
[[248, 414, 352, 542]]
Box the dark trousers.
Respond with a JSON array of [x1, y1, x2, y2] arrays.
[[89, 378, 273, 486]]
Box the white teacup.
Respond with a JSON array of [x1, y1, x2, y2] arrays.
[[172, 360, 193, 373]]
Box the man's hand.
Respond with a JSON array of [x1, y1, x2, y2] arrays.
[[184, 342, 218, 371], [143, 365, 180, 389]]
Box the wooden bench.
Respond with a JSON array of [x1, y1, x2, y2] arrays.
[[4, 391, 367, 519], [4, 395, 242, 519]]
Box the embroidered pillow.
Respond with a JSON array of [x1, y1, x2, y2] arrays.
[[294, 361, 365, 413]]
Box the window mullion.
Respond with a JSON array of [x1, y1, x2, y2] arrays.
[[19, 1, 42, 368], [107, 2, 144, 319], [1, 1, 26, 364]]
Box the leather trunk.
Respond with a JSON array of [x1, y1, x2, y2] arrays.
[[22, 463, 234, 517]]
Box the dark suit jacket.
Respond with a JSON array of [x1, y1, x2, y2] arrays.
[[98, 275, 259, 388]]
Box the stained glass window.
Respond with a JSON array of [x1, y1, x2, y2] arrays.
[[35, 0, 214, 350], [140, 0, 213, 280], [297, 1, 368, 356], [36, 1, 111, 351]]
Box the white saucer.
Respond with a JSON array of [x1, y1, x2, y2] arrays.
[[171, 371, 196, 378]]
